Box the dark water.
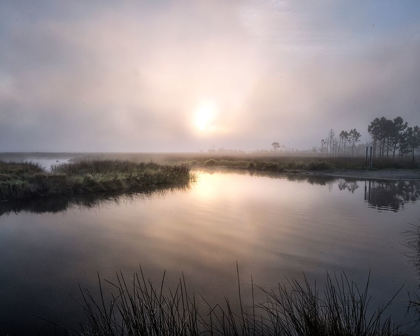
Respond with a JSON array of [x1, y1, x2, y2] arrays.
[[1, 168, 420, 334]]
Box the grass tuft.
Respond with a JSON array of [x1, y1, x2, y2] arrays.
[[76, 269, 404, 336]]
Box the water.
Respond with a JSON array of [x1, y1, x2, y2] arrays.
[[0, 168, 420, 335], [0, 154, 73, 171]]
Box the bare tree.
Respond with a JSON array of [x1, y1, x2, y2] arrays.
[[349, 129, 361, 157], [339, 131, 349, 156], [327, 129, 336, 156]]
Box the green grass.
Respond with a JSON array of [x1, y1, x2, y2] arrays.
[[74, 268, 404, 336], [191, 156, 417, 171], [71, 153, 419, 172], [192, 158, 335, 171], [0, 160, 191, 201]]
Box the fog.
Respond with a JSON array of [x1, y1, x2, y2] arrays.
[[1, 0, 419, 152]]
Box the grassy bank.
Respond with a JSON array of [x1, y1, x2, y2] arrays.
[[72, 153, 420, 172], [0, 160, 191, 201], [171, 156, 419, 171], [74, 269, 405, 336]]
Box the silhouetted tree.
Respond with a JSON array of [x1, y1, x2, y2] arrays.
[[320, 139, 325, 155], [368, 118, 382, 157], [368, 116, 417, 159], [339, 131, 349, 156], [272, 142, 280, 151], [349, 129, 361, 157], [368, 117, 395, 158], [389, 117, 408, 158], [400, 126, 420, 168], [327, 129, 335, 156]]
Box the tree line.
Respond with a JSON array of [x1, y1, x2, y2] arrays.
[[320, 129, 362, 157], [318, 116, 420, 159], [368, 116, 420, 158]]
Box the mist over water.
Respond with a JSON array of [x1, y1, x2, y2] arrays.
[[1, 168, 420, 334]]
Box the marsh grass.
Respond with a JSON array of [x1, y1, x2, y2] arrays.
[[51, 160, 171, 175], [0, 160, 191, 201], [75, 153, 419, 172], [194, 157, 417, 171], [194, 158, 335, 172], [76, 267, 404, 336], [68, 152, 420, 173], [0, 160, 45, 176]]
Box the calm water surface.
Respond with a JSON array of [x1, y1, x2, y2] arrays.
[[1, 168, 420, 335], [0, 154, 72, 171]]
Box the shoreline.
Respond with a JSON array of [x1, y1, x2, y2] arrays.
[[195, 165, 420, 181], [299, 169, 420, 181]]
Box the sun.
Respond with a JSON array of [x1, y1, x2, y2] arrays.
[[194, 101, 218, 131]]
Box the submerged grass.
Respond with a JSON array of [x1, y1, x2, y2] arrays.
[[0, 160, 191, 201], [75, 267, 404, 336]]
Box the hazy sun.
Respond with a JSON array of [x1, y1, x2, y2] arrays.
[[194, 101, 218, 131]]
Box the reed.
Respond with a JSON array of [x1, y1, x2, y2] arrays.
[[76, 268, 404, 336]]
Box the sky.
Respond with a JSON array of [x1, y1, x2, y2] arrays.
[[1, 0, 419, 152]]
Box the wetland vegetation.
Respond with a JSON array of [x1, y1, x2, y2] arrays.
[[76, 269, 403, 336], [72, 153, 420, 173], [0, 160, 191, 201]]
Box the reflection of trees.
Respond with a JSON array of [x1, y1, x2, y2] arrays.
[[196, 168, 420, 213], [283, 174, 337, 186], [364, 180, 420, 212], [338, 180, 359, 193], [202, 167, 340, 186], [0, 184, 190, 216]]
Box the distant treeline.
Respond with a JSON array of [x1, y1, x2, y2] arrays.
[[320, 129, 361, 157], [368, 117, 420, 158], [319, 116, 420, 159]]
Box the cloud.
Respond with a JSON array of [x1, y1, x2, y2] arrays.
[[1, 0, 419, 151]]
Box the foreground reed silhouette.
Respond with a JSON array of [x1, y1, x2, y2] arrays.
[[74, 267, 404, 336]]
